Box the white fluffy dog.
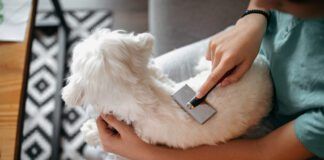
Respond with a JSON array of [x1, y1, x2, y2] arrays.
[[62, 29, 273, 151]]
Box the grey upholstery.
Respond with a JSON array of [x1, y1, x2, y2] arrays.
[[149, 0, 248, 56]]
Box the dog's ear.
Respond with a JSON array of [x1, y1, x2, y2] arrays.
[[136, 33, 154, 51], [61, 78, 84, 107]]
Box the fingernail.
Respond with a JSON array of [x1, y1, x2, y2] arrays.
[[196, 92, 202, 98]]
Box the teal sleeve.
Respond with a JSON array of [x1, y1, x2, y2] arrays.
[[294, 108, 324, 158]]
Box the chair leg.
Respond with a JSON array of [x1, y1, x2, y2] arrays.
[[50, 0, 70, 159], [51, 26, 69, 160], [51, 0, 70, 34]]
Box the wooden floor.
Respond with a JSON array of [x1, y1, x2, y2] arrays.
[[0, 33, 30, 160], [0, 0, 36, 159]]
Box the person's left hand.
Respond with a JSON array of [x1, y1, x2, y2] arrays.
[[96, 114, 151, 159]]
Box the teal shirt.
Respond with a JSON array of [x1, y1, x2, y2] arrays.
[[261, 11, 324, 158]]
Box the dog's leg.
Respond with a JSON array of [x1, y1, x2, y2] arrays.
[[80, 118, 100, 146]]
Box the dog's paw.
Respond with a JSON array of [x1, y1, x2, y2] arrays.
[[80, 119, 100, 146]]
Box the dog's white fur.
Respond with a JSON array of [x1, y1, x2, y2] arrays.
[[62, 29, 273, 150]]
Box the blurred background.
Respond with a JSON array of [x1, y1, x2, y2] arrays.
[[17, 0, 247, 159]]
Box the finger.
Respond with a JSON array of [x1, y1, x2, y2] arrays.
[[205, 40, 216, 61], [205, 47, 211, 61], [211, 49, 215, 66], [205, 52, 211, 61], [96, 116, 115, 140], [101, 114, 129, 136], [197, 61, 232, 98], [220, 62, 251, 87], [212, 49, 222, 70], [210, 43, 217, 59]]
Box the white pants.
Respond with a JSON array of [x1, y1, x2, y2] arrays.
[[154, 38, 210, 83]]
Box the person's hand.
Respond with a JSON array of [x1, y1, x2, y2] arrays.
[[196, 14, 267, 98], [96, 114, 151, 160]]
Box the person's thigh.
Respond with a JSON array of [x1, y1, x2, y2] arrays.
[[153, 38, 210, 82]]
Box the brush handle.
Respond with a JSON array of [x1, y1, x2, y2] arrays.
[[190, 68, 235, 107]]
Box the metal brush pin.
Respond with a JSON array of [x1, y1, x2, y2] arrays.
[[172, 69, 234, 124]]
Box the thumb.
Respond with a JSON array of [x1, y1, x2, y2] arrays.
[[100, 114, 129, 136]]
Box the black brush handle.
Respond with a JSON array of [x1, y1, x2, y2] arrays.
[[189, 68, 235, 107]]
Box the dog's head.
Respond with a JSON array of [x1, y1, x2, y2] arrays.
[[62, 29, 154, 107]]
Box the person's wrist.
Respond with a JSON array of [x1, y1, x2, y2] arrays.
[[242, 10, 269, 23], [139, 146, 153, 160], [235, 13, 267, 35], [236, 12, 267, 26], [132, 143, 159, 160]]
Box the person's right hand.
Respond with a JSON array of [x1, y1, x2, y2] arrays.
[[196, 14, 267, 98]]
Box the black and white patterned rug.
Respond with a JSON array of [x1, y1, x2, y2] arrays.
[[21, 10, 113, 160]]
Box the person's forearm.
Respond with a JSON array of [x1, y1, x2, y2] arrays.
[[248, 0, 268, 10], [144, 139, 262, 160], [141, 121, 313, 160], [236, 0, 268, 34], [231, 0, 268, 48]]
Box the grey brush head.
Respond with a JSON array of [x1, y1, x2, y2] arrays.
[[172, 85, 216, 124]]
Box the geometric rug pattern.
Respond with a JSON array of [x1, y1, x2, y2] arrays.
[[21, 10, 113, 160]]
